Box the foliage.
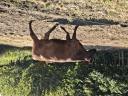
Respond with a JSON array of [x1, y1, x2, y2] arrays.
[[0, 46, 128, 96]]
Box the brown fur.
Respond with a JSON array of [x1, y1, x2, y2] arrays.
[[29, 20, 96, 63]]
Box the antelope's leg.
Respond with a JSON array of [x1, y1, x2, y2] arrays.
[[72, 25, 79, 40], [44, 23, 59, 40], [60, 26, 70, 40], [29, 20, 39, 43]]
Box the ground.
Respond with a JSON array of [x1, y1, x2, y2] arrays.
[[0, 1, 128, 96], [0, 0, 128, 50]]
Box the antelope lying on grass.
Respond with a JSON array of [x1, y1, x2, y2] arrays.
[[29, 20, 96, 63]]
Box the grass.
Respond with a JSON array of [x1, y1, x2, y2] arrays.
[[0, 45, 128, 96], [0, 0, 128, 95]]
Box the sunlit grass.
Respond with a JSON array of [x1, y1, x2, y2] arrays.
[[0, 46, 128, 96], [0, 49, 31, 65]]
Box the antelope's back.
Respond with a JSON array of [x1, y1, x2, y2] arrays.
[[32, 39, 84, 62]]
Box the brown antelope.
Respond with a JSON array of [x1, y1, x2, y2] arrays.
[[29, 20, 96, 63]]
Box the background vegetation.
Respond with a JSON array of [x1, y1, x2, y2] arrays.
[[0, 45, 128, 96]]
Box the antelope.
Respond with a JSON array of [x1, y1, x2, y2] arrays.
[[29, 20, 96, 63]]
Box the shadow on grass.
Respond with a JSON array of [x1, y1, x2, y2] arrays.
[[0, 44, 31, 55], [0, 44, 128, 95]]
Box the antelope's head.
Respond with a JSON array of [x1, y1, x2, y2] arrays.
[[75, 49, 96, 63]]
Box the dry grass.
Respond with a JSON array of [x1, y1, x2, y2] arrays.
[[0, 0, 128, 48], [1, 0, 128, 21]]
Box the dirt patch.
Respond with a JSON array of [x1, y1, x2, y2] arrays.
[[0, 2, 128, 50]]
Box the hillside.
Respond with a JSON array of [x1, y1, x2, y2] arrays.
[[0, 0, 128, 49]]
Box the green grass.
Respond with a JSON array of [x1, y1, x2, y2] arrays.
[[0, 45, 128, 96]]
